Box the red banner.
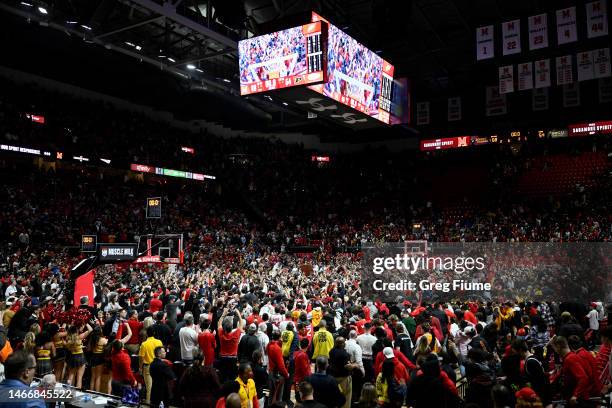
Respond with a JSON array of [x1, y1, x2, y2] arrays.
[[420, 136, 471, 151], [74, 269, 95, 306]]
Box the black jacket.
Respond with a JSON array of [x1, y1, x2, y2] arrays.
[[237, 333, 261, 364], [150, 358, 176, 406], [305, 373, 346, 408]]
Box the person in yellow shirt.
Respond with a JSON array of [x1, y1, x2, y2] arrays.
[[236, 363, 259, 408], [139, 327, 163, 404], [312, 320, 334, 360]]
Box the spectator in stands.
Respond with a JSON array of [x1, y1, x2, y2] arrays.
[[297, 381, 327, 408], [179, 350, 221, 408], [305, 357, 346, 408], [238, 323, 261, 365], [218, 308, 243, 383], [197, 318, 216, 367], [109, 339, 137, 397], [550, 336, 593, 406], [407, 354, 460, 408], [139, 326, 163, 404], [150, 346, 176, 407], [0, 350, 45, 408], [178, 314, 198, 365], [236, 363, 259, 408]]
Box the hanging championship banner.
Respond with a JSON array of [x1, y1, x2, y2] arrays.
[[502, 19, 521, 56], [593, 48, 612, 78], [499, 65, 514, 93], [563, 82, 581, 107], [528, 14, 549, 50], [532, 87, 549, 111], [586, 1, 609, 38], [556, 7, 578, 45], [447, 97, 461, 121], [518, 62, 534, 90], [486, 86, 507, 116], [476, 25, 495, 61], [577, 51, 595, 81], [556, 55, 574, 85], [599, 77, 612, 103], [416, 102, 430, 125], [534, 59, 551, 88]]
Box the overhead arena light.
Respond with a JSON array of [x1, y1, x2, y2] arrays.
[[20, 2, 33, 7], [38, 6, 48, 14], [66, 20, 78, 24], [100, 158, 111, 164], [195, 68, 203, 73], [186, 64, 196, 70], [167, 57, 176, 63], [223, 78, 231, 83], [81, 24, 92, 31]]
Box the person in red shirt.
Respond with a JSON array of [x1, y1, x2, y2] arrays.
[[267, 330, 289, 403], [374, 347, 413, 382], [463, 306, 479, 326], [197, 318, 216, 367], [149, 293, 162, 313], [109, 340, 137, 397], [217, 308, 243, 382], [568, 335, 603, 395], [293, 338, 311, 402], [247, 307, 263, 326], [125, 310, 143, 355], [552, 336, 594, 406]]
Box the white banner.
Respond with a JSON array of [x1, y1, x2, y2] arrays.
[[518, 62, 534, 90], [593, 48, 612, 78], [447, 97, 462, 121], [486, 86, 507, 116], [532, 88, 549, 111], [556, 55, 574, 85], [556, 7, 578, 45], [528, 14, 548, 50], [499, 65, 514, 93], [502, 19, 521, 56], [416, 102, 430, 125], [534, 59, 551, 88], [586, 1, 609, 38], [577, 51, 595, 81], [476, 25, 495, 61], [563, 82, 581, 107], [600, 77, 612, 103]]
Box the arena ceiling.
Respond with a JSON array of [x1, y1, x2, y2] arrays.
[[0, 0, 609, 139]]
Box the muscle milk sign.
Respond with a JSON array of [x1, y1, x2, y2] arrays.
[[98, 244, 138, 262]]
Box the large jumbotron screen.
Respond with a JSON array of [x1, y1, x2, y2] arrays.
[[239, 22, 327, 95], [311, 12, 394, 124]]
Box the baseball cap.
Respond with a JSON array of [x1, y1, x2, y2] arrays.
[[383, 347, 395, 359]]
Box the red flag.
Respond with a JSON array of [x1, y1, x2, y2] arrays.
[[74, 269, 95, 306]]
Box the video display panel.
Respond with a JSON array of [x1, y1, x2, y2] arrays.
[[239, 22, 326, 95], [311, 12, 394, 124]]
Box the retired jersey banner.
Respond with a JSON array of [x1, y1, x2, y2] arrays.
[[518, 62, 534, 91], [528, 14, 549, 50], [486, 86, 507, 116], [534, 59, 551, 88], [556, 55, 574, 85], [499, 65, 514, 93], [599, 77, 612, 102], [563, 82, 581, 107], [593, 48, 611, 78], [447, 97, 462, 122], [556, 7, 578, 45], [416, 102, 430, 125], [502, 20, 521, 56], [577, 51, 595, 81], [532, 87, 549, 111], [476, 25, 495, 61], [586, 1, 609, 38]]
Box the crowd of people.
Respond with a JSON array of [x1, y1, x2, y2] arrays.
[[239, 26, 308, 85], [0, 77, 611, 408], [324, 23, 383, 114]]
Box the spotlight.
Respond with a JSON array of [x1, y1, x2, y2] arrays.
[[186, 64, 196, 70], [38, 6, 48, 14]]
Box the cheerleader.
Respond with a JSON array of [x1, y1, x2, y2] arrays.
[[65, 323, 93, 389]]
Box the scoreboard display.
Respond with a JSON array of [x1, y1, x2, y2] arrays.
[[239, 21, 327, 95], [311, 12, 394, 124], [146, 197, 162, 219], [81, 235, 97, 252]]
